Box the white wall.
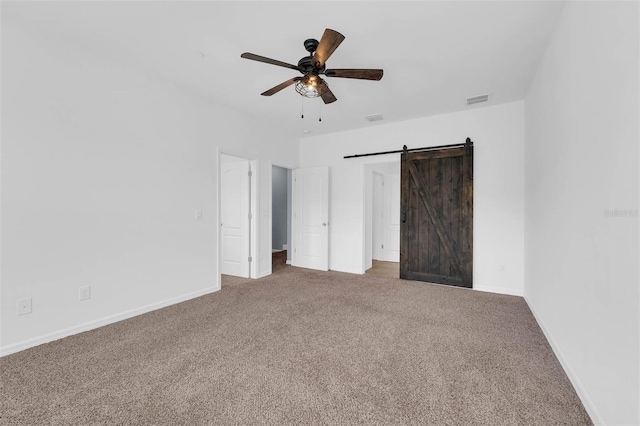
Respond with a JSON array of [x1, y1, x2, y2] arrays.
[[0, 11, 297, 354], [524, 2, 639, 424], [299, 101, 525, 296]]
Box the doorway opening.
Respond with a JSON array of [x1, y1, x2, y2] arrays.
[[219, 153, 256, 279], [272, 165, 292, 271], [364, 161, 401, 277]]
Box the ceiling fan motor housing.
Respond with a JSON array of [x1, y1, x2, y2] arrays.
[[298, 56, 325, 74], [300, 38, 328, 74]]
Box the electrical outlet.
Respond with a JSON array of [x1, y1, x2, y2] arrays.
[[195, 209, 203, 221], [79, 285, 91, 301], [500, 265, 506, 273], [17, 298, 32, 315]]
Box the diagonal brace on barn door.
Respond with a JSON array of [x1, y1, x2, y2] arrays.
[[406, 159, 463, 275]]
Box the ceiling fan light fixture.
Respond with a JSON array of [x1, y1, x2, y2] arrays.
[[295, 75, 329, 98], [241, 28, 382, 104]]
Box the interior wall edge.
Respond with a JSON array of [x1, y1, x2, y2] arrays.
[[524, 295, 602, 426], [0, 286, 218, 357], [256, 270, 271, 279]]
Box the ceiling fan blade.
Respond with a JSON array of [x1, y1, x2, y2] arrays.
[[324, 69, 384, 81], [313, 29, 345, 68], [241, 53, 303, 72], [321, 87, 337, 104], [261, 78, 300, 96]]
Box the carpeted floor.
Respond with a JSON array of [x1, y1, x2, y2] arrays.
[[366, 260, 400, 278], [0, 254, 591, 425]]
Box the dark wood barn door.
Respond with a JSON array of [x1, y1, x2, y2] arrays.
[[400, 146, 473, 288]]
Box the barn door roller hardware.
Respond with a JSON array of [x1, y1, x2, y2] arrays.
[[344, 138, 473, 159]]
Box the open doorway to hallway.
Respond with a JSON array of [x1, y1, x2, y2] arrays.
[[364, 161, 401, 278], [272, 165, 292, 270]]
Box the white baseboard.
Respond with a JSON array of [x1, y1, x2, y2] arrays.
[[474, 286, 523, 297], [329, 265, 364, 275], [0, 287, 218, 357], [286, 260, 291, 265], [524, 296, 602, 425]]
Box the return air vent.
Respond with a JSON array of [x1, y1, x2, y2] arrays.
[[364, 113, 384, 122], [467, 94, 490, 105]]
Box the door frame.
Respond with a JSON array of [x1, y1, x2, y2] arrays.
[[217, 149, 258, 286], [362, 159, 401, 273], [271, 162, 294, 266]]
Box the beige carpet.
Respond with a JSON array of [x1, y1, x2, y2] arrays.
[[366, 260, 400, 278], [0, 255, 591, 425]]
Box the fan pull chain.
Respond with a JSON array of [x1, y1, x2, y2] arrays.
[[319, 100, 322, 122], [301, 98, 304, 119]]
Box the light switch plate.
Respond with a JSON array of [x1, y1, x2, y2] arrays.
[[79, 286, 91, 301]]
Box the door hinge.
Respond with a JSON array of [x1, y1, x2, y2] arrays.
[[248, 213, 252, 220], [381, 244, 384, 249], [248, 256, 252, 262], [248, 170, 253, 177]]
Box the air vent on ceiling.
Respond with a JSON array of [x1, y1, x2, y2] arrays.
[[364, 113, 384, 122], [467, 94, 490, 105]]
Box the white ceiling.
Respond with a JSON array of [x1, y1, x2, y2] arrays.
[[6, 1, 566, 138]]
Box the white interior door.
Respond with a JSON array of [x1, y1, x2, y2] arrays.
[[292, 167, 329, 271], [372, 172, 385, 260], [385, 173, 401, 262], [221, 159, 250, 278]]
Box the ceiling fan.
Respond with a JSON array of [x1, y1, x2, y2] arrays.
[[241, 28, 383, 104]]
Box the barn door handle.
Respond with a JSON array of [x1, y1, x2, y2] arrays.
[[402, 211, 406, 223]]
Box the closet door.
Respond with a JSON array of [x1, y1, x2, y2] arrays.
[[400, 147, 473, 287]]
